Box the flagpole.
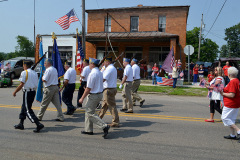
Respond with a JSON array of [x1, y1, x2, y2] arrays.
[[82, 0, 86, 55], [34, 0, 36, 49]]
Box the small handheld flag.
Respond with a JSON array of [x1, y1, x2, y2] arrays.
[[55, 9, 79, 30]]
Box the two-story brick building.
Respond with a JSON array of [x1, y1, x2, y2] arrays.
[[85, 5, 189, 68]]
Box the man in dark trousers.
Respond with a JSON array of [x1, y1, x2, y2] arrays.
[[13, 60, 44, 133], [77, 59, 91, 108], [60, 62, 77, 115]]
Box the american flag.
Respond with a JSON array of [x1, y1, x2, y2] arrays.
[[76, 32, 84, 73], [157, 77, 173, 86], [55, 9, 79, 30], [170, 48, 175, 69]]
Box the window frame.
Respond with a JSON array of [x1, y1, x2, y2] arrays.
[[158, 16, 166, 32], [104, 16, 111, 32], [130, 16, 139, 32]]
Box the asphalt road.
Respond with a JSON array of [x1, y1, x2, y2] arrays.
[[0, 87, 240, 160]]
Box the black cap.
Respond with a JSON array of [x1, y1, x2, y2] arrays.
[[23, 60, 32, 66], [65, 61, 72, 66], [83, 59, 89, 63], [105, 57, 112, 62]]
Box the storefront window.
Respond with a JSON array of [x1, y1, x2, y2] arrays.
[[149, 47, 170, 66]]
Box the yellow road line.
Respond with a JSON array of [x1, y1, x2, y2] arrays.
[[0, 104, 222, 123]]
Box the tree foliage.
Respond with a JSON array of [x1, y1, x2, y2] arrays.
[[186, 27, 219, 62], [221, 23, 240, 57], [15, 35, 35, 57], [0, 52, 7, 61]]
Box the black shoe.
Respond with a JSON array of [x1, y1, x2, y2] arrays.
[[63, 111, 74, 115], [237, 134, 240, 140], [103, 125, 110, 139], [33, 123, 44, 133], [224, 135, 236, 139], [125, 110, 133, 113], [14, 123, 24, 130], [96, 103, 102, 109], [81, 131, 94, 135], [120, 109, 127, 112], [140, 100, 145, 107], [55, 119, 64, 122]]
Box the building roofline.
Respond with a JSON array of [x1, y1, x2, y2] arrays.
[[86, 5, 190, 13]]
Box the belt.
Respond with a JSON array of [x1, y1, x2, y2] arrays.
[[46, 85, 57, 88], [89, 92, 102, 95], [126, 81, 132, 82], [134, 79, 140, 81], [23, 88, 36, 92], [103, 88, 116, 91]]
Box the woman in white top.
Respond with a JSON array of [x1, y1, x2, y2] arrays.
[[205, 67, 225, 123]]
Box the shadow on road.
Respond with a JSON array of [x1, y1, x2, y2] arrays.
[[120, 119, 156, 128], [108, 129, 148, 139]]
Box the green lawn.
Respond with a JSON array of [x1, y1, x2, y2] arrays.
[[75, 83, 208, 97]]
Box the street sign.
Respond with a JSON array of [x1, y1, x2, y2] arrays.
[[184, 45, 194, 55], [184, 45, 194, 83]]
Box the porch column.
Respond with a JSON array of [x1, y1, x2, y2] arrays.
[[170, 38, 177, 59]]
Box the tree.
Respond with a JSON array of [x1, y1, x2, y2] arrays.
[[15, 35, 35, 57], [186, 27, 219, 62], [220, 45, 229, 57], [0, 52, 7, 61], [223, 23, 240, 57]]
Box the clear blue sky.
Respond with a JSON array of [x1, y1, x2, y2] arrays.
[[0, 0, 239, 53]]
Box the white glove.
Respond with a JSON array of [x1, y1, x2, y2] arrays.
[[119, 84, 123, 89]]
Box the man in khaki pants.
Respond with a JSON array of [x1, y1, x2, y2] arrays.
[[119, 58, 133, 113], [79, 58, 110, 139], [37, 59, 64, 122], [131, 58, 145, 107], [98, 58, 119, 127]]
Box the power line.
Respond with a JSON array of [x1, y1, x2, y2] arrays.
[[204, 0, 212, 20], [204, 0, 227, 38], [95, 0, 100, 9]]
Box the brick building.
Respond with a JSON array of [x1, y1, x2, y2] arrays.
[[85, 5, 190, 69]]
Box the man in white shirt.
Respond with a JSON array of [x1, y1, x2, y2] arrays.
[[77, 59, 91, 108], [119, 58, 134, 113], [79, 58, 110, 139], [13, 60, 44, 133], [98, 57, 120, 127], [131, 58, 145, 107], [60, 62, 77, 115], [37, 59, 64, 122]]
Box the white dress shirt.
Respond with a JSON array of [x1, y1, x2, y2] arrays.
[[87, 67, 103, 93], [103, 64, 117, 89], [81, 66, 91, 82], [132, 64, 141, 80], [42, 66, 58, 87], [19, 69, 38, 90], [64, 67, 76, 84], [123, 64, 133, 82]]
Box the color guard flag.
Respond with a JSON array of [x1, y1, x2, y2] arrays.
[[162, 47, 174, 73], [52, 39, 65, 78], [76, 32, 84, 73], [36, 41, 45, 102], [55, 9, 79, 30]]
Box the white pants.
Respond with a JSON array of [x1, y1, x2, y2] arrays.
[[221, 106, 239, 126]]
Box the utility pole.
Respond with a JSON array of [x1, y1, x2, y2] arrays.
[[198, 14, 203, 61], [82, 0, 86, 54], [34, 0, 36, 48]]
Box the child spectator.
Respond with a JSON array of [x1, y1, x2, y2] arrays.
[[207, 71, 214, 83]]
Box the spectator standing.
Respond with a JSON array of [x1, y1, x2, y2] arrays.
[[205, 67, 225, 122], [223, 61, 231, 85], [193, 64, 199, 85], [147, 64, 152, 80], [207, 71, 214, 83], [198, 65, 204, 81], [152, 63, 159, 85], [172, 65, 178, 88], [221, 67, 240, 141]]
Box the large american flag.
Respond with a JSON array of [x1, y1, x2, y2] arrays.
[[76, 33, 84, 73], [55, 9, 79, 30], [162, 46, 175, 73]]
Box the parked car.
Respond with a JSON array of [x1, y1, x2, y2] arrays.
[[3, 57, 34, 79]]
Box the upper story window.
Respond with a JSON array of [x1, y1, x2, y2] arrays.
[[104, 17, 111, 32], [130, 16, 139, 32], [159, 16, 166, 32]]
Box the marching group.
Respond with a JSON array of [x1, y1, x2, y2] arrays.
[[12, 57, 145, 139]]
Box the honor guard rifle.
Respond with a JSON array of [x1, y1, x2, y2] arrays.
[[31, 52, 47, 70]]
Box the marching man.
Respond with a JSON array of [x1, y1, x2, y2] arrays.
[[13, 60, 44, 133], [60, 62, 76, 115], [77, 59, 91, 108], [79, 58, 110, 139], [98, 57, 120, 127], [131, 58, 145, 107], [119, 58, 134, 113]]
